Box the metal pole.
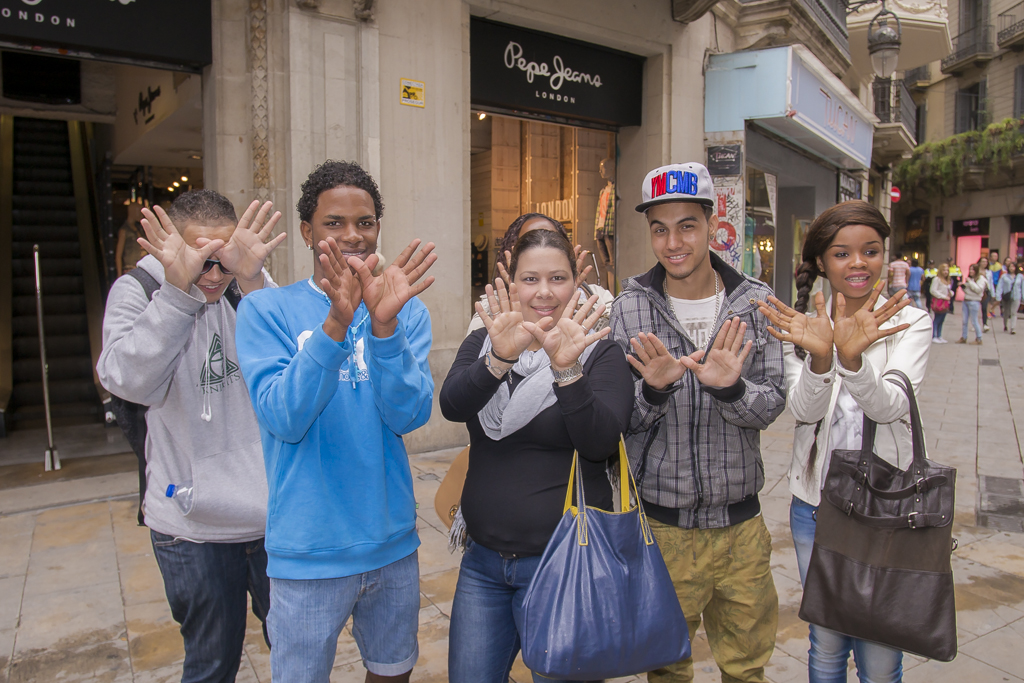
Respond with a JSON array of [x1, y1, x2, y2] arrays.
[[34, 245, 60, 471]]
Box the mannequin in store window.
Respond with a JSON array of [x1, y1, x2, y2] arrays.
[[594, 157, 616, 291]]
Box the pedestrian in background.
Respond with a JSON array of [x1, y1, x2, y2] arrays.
[[948, 258, 961, 314], [887, 252, 909, 299], [957, 263, 986, 345], [979, 256, 996, 332], [923, 260, 937, 311], [996, 261, 1023, 334], [930, 264, 952, 343], [908, 258, 924, 309], [757, 200, 930, 683]]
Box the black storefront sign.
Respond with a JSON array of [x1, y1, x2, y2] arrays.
[[470, 17, 643, 128], [952, 217, 990, 237], [0, 0, 211, 71], [707, 145, 742, 176]]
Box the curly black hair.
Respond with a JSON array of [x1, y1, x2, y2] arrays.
[[166, 189, 238, 227], [296, 160, 384, 223], [494, 213, 568, 278]]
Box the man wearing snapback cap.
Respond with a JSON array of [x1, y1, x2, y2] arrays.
[[610, 162, 785, 682]]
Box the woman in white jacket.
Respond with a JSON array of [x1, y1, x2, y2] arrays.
[[758, 201, 932, 683], [957, 263, 987, 344]]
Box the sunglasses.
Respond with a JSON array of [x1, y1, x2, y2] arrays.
[[200, 260, 232, 275]]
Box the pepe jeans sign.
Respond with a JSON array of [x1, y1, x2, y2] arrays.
[[472, 18, 642, 127], [0, 0, 211, 71]]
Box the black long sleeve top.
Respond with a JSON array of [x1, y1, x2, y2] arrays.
[[439, 329, 634, 556]]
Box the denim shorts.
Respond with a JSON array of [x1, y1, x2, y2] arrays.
[[267, 550, 420, 682]]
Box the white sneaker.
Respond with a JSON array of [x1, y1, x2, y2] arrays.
[[932, 338, 943, 344], [984, 325, 991, 332], [938, 338, 949, 343]]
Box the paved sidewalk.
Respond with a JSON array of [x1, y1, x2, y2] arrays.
[[1, 310, 1023, 682]]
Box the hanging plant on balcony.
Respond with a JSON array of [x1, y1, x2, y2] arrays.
[[895, 119, 1024, 196]]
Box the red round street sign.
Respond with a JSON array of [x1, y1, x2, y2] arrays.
[[890, 186, 901, 203]]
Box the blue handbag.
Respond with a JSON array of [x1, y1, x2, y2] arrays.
[[520, 439, 691, 680]]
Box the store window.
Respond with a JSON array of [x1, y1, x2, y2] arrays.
[[469, 113, 616, 309], [745, 168, 776, 289]]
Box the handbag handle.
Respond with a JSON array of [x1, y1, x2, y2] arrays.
[[858, 369, 927, 469], [562, 437, 655, 547]]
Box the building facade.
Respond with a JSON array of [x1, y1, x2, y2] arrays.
[[0, 0, 949, 448]]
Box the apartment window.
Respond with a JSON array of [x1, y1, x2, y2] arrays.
[[1016, 65, 1024, 118], [917, 103, 927, 142], [955, 80, 987, 133]]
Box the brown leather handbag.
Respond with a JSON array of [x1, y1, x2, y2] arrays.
[[799, 369, 958, 662]]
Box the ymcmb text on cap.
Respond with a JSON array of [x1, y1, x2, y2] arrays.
[[635, 162, 715, 213]]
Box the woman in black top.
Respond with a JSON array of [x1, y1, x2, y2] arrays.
[[441, 228, 633, 683]]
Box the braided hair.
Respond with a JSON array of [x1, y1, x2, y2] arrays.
[[494, 213, 569, 280], [792, 200, 892, 360]]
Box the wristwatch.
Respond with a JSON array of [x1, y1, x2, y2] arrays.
[[551, 360, 583, 383]]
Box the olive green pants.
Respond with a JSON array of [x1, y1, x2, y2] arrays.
[[648, 516, 778, 683]]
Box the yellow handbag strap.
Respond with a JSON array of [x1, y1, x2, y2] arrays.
[[562, 438, 633, 515], [561, 437, 655, 546]]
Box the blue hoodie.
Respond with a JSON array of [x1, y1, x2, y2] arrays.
[[235, 278, 433, 579]]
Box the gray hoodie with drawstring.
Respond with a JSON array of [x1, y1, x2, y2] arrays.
[[97, 255, 269, 542]]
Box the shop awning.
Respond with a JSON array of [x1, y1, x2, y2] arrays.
[[847, 1, 951, 78], [705, 45, 877, 170]]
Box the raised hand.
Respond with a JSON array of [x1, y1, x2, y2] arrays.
[[627, 332, 686, 390], [681, 317, 753, 389], [349, 239, 437, 338], [523, 291, 609, 373], [758, 292, 834, 361], [573, 244, 594, 288], [318, 237, 363, 341], [475, 278, 534, 362], [209, 200, 285, 292], [137, 206, 224, 294], [833, 280, 911, 371]]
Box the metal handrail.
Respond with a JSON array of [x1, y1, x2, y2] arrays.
[[998, 1, 1024, 42], [34, 245, 60, 471], [872, 78, 918, 143], [942, 24, 995, 70], [903, 65, 931, 84]]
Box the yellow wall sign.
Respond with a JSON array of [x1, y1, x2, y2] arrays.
[[400, 79, 425, 108]]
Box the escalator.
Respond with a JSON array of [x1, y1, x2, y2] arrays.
[[0, 116, 108, 435]]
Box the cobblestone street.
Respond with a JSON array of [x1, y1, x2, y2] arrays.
[[1, 310, 1023, 682]]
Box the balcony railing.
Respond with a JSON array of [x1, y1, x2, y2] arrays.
[[903, 65, 931, 88], [999, 1, 1024, 46], [873, 77, 918, 144], [941, 24, 996, 73]]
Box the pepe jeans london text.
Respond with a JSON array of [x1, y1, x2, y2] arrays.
[[503, 41, 603, 105]]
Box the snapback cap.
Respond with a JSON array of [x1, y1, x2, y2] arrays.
[[636, 162, 715, 212]]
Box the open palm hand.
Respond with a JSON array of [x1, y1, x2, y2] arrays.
[[138, 206, 223, 294], [350, 239, 436, 336], [682, 317, 752, 389], [833, 281, 911, 368], [523, 292, 609, 371], [213, 200, 285, 288], [475, 278, 533, 360], [758, 292, 833, 360]]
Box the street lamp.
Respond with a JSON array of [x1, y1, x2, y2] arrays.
[[848, 0, 903, 79]]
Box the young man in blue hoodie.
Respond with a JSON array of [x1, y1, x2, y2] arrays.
[[235, 161, 436, 683]]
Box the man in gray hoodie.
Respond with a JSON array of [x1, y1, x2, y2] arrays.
[[98, 190, 285, 683]]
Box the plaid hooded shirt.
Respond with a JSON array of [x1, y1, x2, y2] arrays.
[[610, 253, 786, 529]]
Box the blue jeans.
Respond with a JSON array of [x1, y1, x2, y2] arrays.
[[151, 531, 271, 683], [449, 540, 597, 683], [790, 498, 903, 683], [962, 300, 983, 340], [932, 311, 947, 339], [267, 551, 420, 682]]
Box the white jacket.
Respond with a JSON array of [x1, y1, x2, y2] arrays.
[[784, 296, 932, 506]]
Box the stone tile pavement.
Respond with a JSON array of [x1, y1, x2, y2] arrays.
[[1, 310, 1023, 682]]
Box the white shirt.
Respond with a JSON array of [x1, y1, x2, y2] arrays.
[[669, 294, 718, 348], [827, 383, 863, 455]]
